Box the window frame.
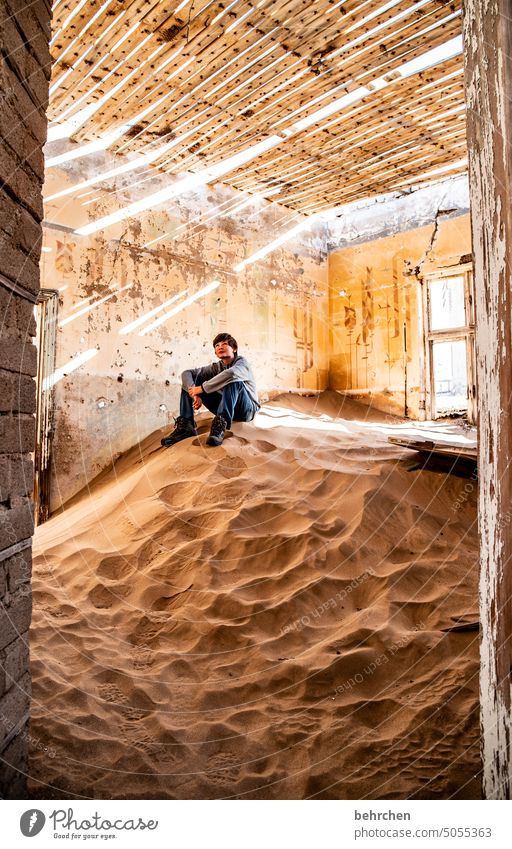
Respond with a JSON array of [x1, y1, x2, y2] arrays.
[[422, 264, 476, 422]]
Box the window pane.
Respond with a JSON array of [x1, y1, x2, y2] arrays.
[[433, 339, 467, 414], [429, 276, 466, 330]]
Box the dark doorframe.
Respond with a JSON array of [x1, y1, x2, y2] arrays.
[[34, 290, 59, 525]]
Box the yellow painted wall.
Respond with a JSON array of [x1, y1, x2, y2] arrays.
[[328, 215, 472, 418]]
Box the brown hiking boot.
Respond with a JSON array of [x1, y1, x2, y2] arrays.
[[161, 416, 198, 447], [206, 415, 227, 446]]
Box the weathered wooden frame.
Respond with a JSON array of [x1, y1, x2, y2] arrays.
[[422, 264, 476, 422], [463, 0, 512, 799]]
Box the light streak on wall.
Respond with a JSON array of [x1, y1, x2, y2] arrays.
[[43, 348, 98, 390], [139, 281, 221, 335], [58, 283, 133, 327], [119, 289, 189, 335]]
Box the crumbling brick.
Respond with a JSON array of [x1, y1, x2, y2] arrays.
[[0, 593, 32, 653], [0, 730, 29, 798], [0, 189, 42, 256], [0, 337, 38, 377], [0, 632, 30, 692], [0, 414, 36, 454], [0, 288, 37, 338], [0, 497, 34, 545], [1, 0, 51, 77], [0, 671, 31, 739], [0, 370, 36, 414], [7, 547, 31, 594], [0, 456, 34, 501], [0, 142, 45, 224]]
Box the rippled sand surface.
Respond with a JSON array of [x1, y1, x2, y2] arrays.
[[29, 393, 480, 799]]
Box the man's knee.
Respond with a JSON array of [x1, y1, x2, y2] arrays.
[[222, 381, 244, 393]]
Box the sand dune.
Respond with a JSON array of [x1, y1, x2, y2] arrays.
[[29, 392, 480, 799]]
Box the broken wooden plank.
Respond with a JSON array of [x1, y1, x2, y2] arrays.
[[387, 435, 477, 461]]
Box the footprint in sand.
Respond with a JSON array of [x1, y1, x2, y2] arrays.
[[130, 615, 168, 646], [119, 728, 179, 766], [42, 603, 76, 619], [206, 752, 241, 784], [131, 645, 155, 670], [134, 735, 178, 764], [167, 510, 222, 543], [159, 481, 201, 507], [253, 440, 277, 454], [280, 713, 318, 737], [88, 583, 129, 609], [97, 683, 128, 704], [97, 556, 135, 581], [120, 706, 147, 722], [216, 456, 248, 479], [117, 512, 144, 536], [194, 483, 248, 508], [230, 502, 311, 536]]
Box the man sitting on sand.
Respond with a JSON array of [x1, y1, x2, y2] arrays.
[[162, 332, 260, 448]]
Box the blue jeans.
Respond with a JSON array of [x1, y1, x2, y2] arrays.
[[180, 381, 257, 429]]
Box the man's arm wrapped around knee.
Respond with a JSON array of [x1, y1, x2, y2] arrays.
[[181, 362, 221, 391], [201, 357, 259, 407]]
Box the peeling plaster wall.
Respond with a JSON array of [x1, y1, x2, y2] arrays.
[[328, 213, 472, 418], [41, 161, 328, 510]]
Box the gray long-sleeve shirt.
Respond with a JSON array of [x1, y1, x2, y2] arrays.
[[181, 355, 260, 407]]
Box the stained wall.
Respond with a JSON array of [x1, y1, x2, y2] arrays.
[[42, 160, 328, 509], [328, 209, 472, 418]]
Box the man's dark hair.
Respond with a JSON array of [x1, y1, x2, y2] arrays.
[[213, 332, 237, 352]]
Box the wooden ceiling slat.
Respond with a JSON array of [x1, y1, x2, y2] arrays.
[[269, 147, 467, 208], [138, 100, 465, 206], [216, 15, 462, 138], [51, 0, 117, 57], [229, 119, 467, 194], [66, 10, 282, 135], [249, 128, 467, 201], [305, 79, 464, 154], [50, 0, 456, 126], [272, 0, 426, 58], [49, 4, 128, 103], [47, 0, 467, 215], [266, 12, 461, 131], [276, 1, 458, 64], [49, 0, 240, 117], [353, 12, 462, 85], [51, 0, 108, 46], [60, 2, 460, 159], [50, 0, 161, 77], [49, 2, 167, 116], [225, 57, 464, 165], [226, 107, 466, 193], [316, 76, 463, 150]]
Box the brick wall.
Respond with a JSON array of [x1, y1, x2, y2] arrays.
[[0, 0, 51, 798]]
